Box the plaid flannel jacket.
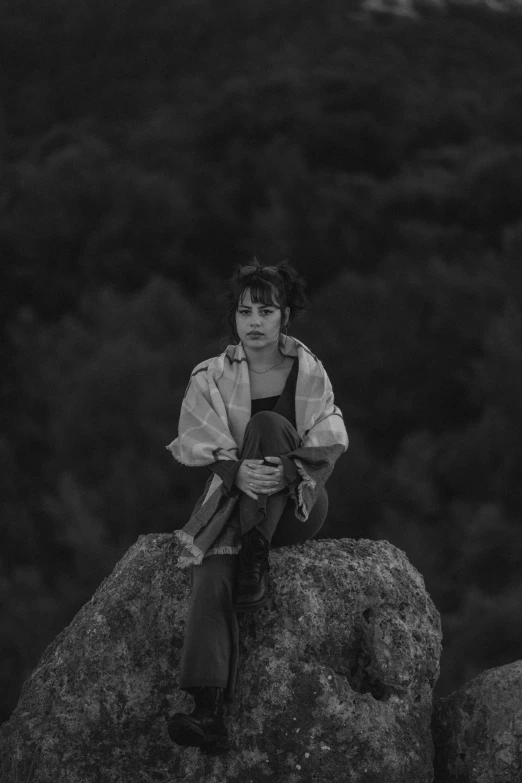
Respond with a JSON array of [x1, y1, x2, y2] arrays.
[[166, 336, 348, 566]]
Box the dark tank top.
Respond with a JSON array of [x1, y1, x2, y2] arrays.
[[250, 358, 298, 430]]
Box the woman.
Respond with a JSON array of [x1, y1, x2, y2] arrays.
[[165, 258, 348, 753]]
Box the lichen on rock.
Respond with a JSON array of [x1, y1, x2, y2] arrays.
[[0, 535, 441, 782]]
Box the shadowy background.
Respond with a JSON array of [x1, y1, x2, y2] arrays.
[[2, 0, 522, 724]]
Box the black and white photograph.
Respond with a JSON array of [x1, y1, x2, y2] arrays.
[[1, 0, 522, 780]]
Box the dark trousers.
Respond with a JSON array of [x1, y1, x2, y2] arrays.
[[178, 411, 328, 699]]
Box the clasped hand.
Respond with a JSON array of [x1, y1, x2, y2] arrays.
[[235, 458, 287, 501]]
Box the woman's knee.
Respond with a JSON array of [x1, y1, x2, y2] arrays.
[[248, 410, 288, 431], [246, 411, 299, 449]]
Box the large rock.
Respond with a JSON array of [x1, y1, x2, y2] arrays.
[[433, 660, 522, 783], [0, 536, 441, 783]]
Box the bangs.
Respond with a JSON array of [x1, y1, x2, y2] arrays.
[[238, 278, 280, 307]]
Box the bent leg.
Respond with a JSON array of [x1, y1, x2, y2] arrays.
[[235, 411, 330, 611], [239, 410, 329, 543], [239, 411, 300, 539]]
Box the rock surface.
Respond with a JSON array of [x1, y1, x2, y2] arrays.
[[0, 535, 441, 783], [432, 660, 522, 783]]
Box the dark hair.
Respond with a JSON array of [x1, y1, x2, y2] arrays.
[[223, 257, 307, 343]]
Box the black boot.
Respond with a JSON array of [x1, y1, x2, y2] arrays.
[[166, 686, 229, 753], [234, 528, 270, 612]]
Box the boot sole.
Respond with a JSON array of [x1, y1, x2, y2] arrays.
[[167, 716, 230, 753]]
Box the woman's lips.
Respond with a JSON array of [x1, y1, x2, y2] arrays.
[[248, 332, 263, 337]]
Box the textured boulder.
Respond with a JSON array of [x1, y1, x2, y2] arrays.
[[433, 660, 522, 783], [0, 535, 441, 783]]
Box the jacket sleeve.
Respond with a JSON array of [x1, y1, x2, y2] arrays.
[[284, 443, 345, 520], [208, 460, 242, 496], [280, 456, 300, 491]]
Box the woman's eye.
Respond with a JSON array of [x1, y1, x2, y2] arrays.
[[237, 309, 273, 316]]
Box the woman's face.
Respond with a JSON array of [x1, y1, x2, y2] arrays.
[[235, 287, 289, 349]]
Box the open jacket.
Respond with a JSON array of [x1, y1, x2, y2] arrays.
[[166, 336, 348, 567]]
